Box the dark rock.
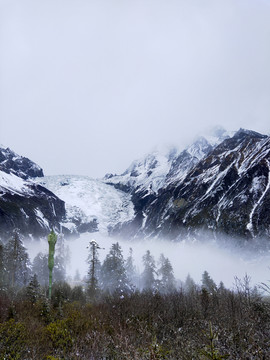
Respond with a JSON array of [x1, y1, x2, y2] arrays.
[[0, 146, 44, 179]]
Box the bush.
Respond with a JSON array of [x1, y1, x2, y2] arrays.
[[46, 319, 73, 356], [0, 319, 27, 359]]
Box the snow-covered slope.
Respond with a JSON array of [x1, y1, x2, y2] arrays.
[[0, 170, 65, 240], [165, 127, 232, 187], [37, 175, 135, 235], [0, 170, 35, 196], [0, 145, 66, 240], [105, 127, 231, 195], [105, 127, 234, 238], [105, 146, 178, 195], [117, 129, 270, 240], [2, 127, 269, 242], [0, 145, 43, 179]]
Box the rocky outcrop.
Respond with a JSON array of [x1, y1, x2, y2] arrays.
[[0, 181, 66, 240], [0, 146, 66, 240], [108, 129, 270, 240], [0, 146, 44, 179]]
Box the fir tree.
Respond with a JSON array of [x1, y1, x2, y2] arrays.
[[87, 240, 101, 300], [26, 274, 41, 304], [4, 231, 31, 288], [157, 254, 176, 294], [100, 242, 130, 295], [141, 250, 156, 291], [184, 273, 197, 294], [32, 252, 49, 286], [201, 270, 217, 294], [125, 247, 138, 289], [54, 232, 70, 282]]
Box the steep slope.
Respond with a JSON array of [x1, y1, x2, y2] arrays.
[[0, 170, 65, 240], [106, 127, 231, 237], [123, 129, 270, 239], [37, 175, 135, 236], [104, 146, 178, 195], [2, 128, 269, 242], [0, 146, 43, 179], [106, 127, 230, 194]]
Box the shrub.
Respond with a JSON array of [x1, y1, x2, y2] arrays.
[[0, 319, 27, 359]]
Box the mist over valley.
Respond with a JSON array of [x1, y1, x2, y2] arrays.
[[2, 126, 270, 290]]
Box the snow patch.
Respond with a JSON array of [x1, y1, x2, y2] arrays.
[[247, 159, 270, 235], [0, 170, 34, 196]]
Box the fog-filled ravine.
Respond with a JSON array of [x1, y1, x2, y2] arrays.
[[26, 232, 270, 290]]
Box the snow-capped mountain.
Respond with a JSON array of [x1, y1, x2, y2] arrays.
[[110, 129, 270, 240], [1, 127, 270, 242], [105, 126, 234, 238], [105, 126, 231, 194], [165, 127, 231, 187], [104, 146, 178, 195], [0, 146, 65, 240], [37, 175, 135, 236], [0, 146, 43, 179]]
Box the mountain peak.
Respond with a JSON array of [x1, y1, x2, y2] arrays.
[[0, 146, 44, 179], [234, 128, 266, 139]]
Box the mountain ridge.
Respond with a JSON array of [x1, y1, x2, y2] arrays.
[[108, 129, 270, 240], [1, 127, 270, 242]]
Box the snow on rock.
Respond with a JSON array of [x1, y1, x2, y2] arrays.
[[0, 170, 34, 196], [247, 159, 270, 236], [0, 170, 65, 240], [105, 127, 232, 195], [0, 145, 44, 179], [105, 145, 178, 195], [37, 175, 135, 235]]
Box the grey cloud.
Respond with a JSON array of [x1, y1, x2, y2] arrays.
[[1, 0, 269, 177]]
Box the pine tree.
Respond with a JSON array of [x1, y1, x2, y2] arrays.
[[157, 254, 176, 294], [100, 242, 130, 295], [184, 273, 197, 294], [141, 250, 156, 291], [26, 274, 41, 304], [54, 232, 70, 282], [201, 270, 217, 294], [4, 231, 31, 288], [125, 247, 138, 289], [87, 240, 101, 300], [218, 281, 226, 295], [32, 252, 49, 286]]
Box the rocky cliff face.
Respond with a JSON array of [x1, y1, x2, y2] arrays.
[[0, 146, 65, 241], [0, 146, 44, 179], [2, 128, 270, 242], [106, 129, 270, 240]]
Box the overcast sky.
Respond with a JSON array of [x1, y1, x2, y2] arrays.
[[1, 0, 270, 177]]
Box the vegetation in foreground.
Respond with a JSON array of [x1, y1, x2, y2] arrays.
[[1, 276, 270, 359], [1, 232, 270, 359]]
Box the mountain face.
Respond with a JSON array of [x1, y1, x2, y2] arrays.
[[105, 128, 229, 196], [105, 127, 234, 238], [106, 129, 270, 240], [1, 128, 270, 242], [37, 175, 135, 236], [0, 146, 43, 179], [0, 146, 65, 241]]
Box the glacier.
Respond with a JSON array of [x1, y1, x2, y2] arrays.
[[36, 175, 135, 235]]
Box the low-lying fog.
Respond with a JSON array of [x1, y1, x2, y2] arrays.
[[26, 232, 270, 289]]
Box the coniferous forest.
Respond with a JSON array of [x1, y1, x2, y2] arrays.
[[1, 232, 270, 359]]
